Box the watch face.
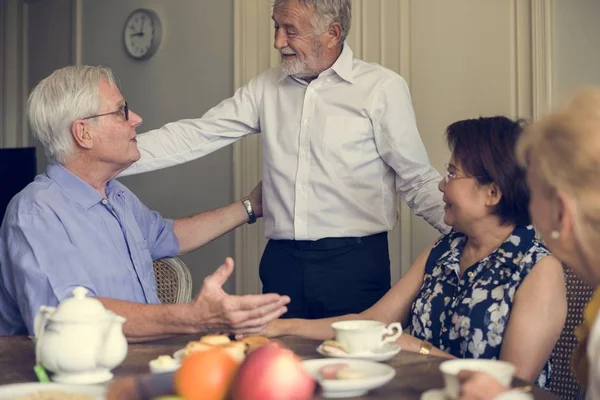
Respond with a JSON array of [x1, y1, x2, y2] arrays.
[[123, 9, 161, 60]]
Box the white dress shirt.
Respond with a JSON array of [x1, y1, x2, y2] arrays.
[[123, 45, 448, 240]]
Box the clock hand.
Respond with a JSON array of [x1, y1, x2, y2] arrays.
[[139, 16, 146, 35]]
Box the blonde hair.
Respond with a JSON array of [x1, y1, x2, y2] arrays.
[[517, 89, 600, 387], [517, 89, 600, 261]]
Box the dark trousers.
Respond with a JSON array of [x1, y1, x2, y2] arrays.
[[259, 232, 391, 319]]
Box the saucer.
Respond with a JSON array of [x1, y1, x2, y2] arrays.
[[420, 389, 449, 400], [0, 383, 106, 400], [302, 358, 395, 398], [317, 343, 401, 362]]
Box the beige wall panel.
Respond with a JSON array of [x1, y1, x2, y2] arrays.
[[409, 0, 525, 258], [553, 0, 600, 105]]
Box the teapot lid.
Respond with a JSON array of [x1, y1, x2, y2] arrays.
[[51, 286, 111, 322]]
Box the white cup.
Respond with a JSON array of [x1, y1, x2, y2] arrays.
[[330, 320, 402, 354], [439, 359, 516, 399]]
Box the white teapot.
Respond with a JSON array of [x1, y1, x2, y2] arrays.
[[34, 286, 128, 384]]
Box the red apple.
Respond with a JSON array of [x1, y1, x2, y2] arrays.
[[230, 342, 316, 400]]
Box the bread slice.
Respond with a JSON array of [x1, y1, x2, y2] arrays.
[[199, 334, 231, 346], [239, 335, 270, 353]]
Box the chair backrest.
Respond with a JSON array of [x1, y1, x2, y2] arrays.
[[549, 267, 593, 400], [0, 147, 36, 222], [153, 257, 193, 304]]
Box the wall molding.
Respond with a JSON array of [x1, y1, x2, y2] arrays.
[[72, 0, 82, 65], [233, 0, 273, 295], [530, 0, 553, 119], [0, 0, 29, 149]]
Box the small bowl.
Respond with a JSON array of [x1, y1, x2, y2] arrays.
[[149, 356, 181, 374], [439, 359, 515, 399]]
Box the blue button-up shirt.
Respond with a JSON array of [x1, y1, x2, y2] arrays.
[[0, 164, 180, 335]]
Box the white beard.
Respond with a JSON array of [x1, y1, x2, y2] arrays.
[[279, 41, 327, 79]]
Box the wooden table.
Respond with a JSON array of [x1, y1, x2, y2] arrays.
[[0, 335, 557, 399]]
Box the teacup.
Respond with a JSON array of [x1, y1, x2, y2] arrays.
[[439, 359, 516, 399], [330, 320, 402, 354]]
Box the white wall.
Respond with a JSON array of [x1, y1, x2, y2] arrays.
[[79, 0, 236, 293], [553, 0, 600, 104]]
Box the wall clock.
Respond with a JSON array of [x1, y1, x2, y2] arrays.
[[123, 9, 162, 60]]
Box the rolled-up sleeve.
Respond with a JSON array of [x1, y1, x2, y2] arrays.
[[0, 213, 97, 335]]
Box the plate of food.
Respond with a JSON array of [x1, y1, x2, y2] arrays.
[[302, 358, 395, 398], [317, 340, 401, 362], [172, 334, 270, 364], [0, 382, 106, 400]]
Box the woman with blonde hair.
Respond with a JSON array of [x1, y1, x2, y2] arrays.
[[459, 88, 600, 399]]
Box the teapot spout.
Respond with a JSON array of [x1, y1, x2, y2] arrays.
[[98, 314, 128, 369]]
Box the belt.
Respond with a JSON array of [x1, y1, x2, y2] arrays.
[[271, 232, 387, 250]]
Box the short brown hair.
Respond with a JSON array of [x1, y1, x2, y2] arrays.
[[446, 116, 530, 226]]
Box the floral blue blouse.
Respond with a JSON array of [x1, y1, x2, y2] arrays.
[[409, 225, 552, 388]]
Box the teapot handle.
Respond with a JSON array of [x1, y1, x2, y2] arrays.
[[33, 306, 55, 365], [34, 306, 55, 339]]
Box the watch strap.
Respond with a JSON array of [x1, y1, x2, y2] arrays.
[[242, 198, 257, 224], [419, 340, 432, 355]]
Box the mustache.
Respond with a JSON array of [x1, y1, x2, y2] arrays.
[[280, 48, 296, 55]]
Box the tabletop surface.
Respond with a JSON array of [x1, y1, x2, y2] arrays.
[[0, 335, 558, 399]]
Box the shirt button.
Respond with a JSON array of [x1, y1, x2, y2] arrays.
[[101, 199, 108, 205], [303, 119, 308, 125], [298, 185, 304, 192], [308, 88, 314, 93], [297, 218, 303, 225], [467, 271, 474, 278], [301, 151, 308, 158], [442, 327, 448, 333]]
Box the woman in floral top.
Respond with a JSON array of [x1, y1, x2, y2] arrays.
[[460, 91, 600, 399], [266, 116, 567, 387]]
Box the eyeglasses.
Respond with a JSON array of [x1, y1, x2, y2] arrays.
[[443, 163, 473, 184], [82, 102, 129, 121]]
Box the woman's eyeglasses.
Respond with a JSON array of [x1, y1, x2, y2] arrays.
[[443, 163, 471, 184]]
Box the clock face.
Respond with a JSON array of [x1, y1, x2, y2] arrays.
[[123, 9, 162, 60]]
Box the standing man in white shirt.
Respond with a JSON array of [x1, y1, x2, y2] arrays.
[[122, 0, 448, 319]]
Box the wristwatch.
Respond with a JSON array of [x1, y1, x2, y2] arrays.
[[242, 197, 257, 224], [419, 340, 432, 355]]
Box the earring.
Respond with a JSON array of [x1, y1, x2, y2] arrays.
[[550, 230, 560, 240]]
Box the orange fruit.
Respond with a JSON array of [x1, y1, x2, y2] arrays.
[[175, 347, 238, 400]]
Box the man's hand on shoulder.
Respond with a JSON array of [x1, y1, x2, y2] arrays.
[[190, 257, 289, 334]]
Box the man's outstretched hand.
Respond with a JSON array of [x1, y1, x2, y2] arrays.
[[191, 257, 290, 334]]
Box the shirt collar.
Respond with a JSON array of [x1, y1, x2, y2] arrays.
[[46, 163, 118, 210], [329, 44, 355, 83], [277, 44, 356, 84], [438, 225, 536, 272]]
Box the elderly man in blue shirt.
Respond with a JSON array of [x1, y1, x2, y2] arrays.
[[0, 65, 289, 342]]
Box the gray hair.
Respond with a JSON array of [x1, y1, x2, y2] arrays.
[[274, 0, 351, 42], [27, 65, 117, 164]]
